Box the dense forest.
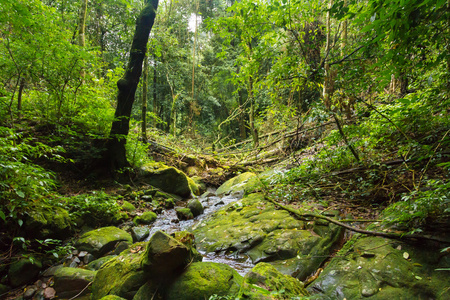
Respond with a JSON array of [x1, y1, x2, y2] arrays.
[[1, 0, 449, 299]]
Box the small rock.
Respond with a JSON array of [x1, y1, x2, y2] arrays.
[[73, 256, 81, 264], [69, 261, 78, 268], [171, 218, 179, 223], [175, 208, 193, 221], [133, 211, 157, 225], [131, 227, 150, 242], [114, 241, 130, 255], [43, 287, 56, 299], [23, 287, 36, 299], [78, 251, 88, 258], [72, 250, 79, 256], [187, 199, 204, 217], [83, 254, 95, 264]]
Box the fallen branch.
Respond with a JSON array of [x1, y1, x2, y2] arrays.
[[264, 194, 450, 244]]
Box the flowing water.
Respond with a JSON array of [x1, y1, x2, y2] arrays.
[[146, 189, 254, 276]]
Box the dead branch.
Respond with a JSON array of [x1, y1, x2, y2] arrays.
[[264, 194, 450, 244]]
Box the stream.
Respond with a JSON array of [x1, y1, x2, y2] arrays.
[[145, 189, 255, 276]]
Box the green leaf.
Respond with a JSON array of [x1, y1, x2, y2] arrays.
[[16, 190, 25, 198], [0, 211, 5, 221], [18, 219, 23, 227]]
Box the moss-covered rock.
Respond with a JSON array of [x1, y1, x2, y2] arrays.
[[8, 257, 42, 287], [100, 296, 127, 300], [215, 172, 256, 195], [193, 193, 343, 280], [133, 211, 157, 225], [191, 176, 206, 195], [91, 242, 148, 299], [121, 201, 136, 212], [54, 267, 96, 299], [165, 262, 243, 300], [187, 199, 204, 217], [238, 262, 308, 299], [141, 231, 201, 282], [86, 255, 116, 271], [187, 177, 201, 196], [75, 226, 133, 258], [131, 226, 150, 242], [25, 205, 71, 239], [309, 235, 450, 300], [140, 164, 193, 198], [133, 281, 163, 300], [176, 208, 194, 220]]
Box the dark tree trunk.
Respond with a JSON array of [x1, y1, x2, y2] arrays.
[[107, 0, 158, 171]]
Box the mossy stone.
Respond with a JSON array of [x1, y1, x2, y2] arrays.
[[309, 236, 449, 300], [141, 231, 201, 282], [131, 226, 150, 242], [140, 164, 192, 198], [54, 267, 96, 299], [187, 199, 203, 217], [121, 201, 136, 212], [91, 243, 148, 299], [25, 205, 71, 239], [75, 226, 133, 258], [187, 176, 201, 196], [133, 281, 163, 300], [176, 208, 194, 220], [166, 262, 243, 300], [8, 257, 42, 287], [238, 262, 308, 299], [133, 211, 157, 225], [100, 296, 127, 300], [216, 172, 256, 195], [86, 255, 116, 271]]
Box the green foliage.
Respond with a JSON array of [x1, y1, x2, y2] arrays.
[[382, 180, 450, 231], [56, 191, 122, 227], [0, 126, 60, 224]]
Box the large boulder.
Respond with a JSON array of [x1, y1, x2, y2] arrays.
[[141, 231, 202, 281], [25, 205, 71, 239], [54, 267, 96, 299], [91, 242, 148, 299], [193, 193, 343, 280], [165, 262, 243, 300], [216, 172, 256, 195], [140, 164, 194, 198], [238, 263, 308, 299], [75, 226, 133, 258], [8, 257, 42, 287], [309, 235, 450, 300]]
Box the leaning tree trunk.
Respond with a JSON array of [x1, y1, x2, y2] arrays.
[[107, 0, 158, 171]]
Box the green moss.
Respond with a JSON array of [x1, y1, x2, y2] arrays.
[[238, 263, 308, 299], [140, 165, 192, 198], [75, 226, 133, 258], [176, 208, 194, 220], [91, 243, 147, 299], [86, 256, 116, 271], [308, 236, 449, 299], [133, 211, 157, 225], [25, 205, 71, 238], [166, 262, 243, 300], [99, 296, 127, 300], [54, 267, 96, 299], [216, 172, 256, 195], [8, 257, 42, 287], [121, 201, 136, 212], [187, 199, 203, 217], [187, 176, 201, 196]]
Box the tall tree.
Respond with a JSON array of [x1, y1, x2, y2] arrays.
[[107, 0, 159, 171]]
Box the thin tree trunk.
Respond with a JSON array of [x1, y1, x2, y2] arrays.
[[152, 53, 158, 128], [238, 89, 247, 140], [78, 0, 88, 78], [248, 76, 258, 148], [323, 0, 333, 109], [189, 0, 200, 136], [107, 0, 159, 171], [141, 53, 148, 141], [17, 77, 25, 119]]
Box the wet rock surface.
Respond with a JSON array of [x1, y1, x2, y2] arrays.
[[192, 193, 343, 280]]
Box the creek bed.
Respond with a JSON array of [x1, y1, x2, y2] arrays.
[[146, 189, 255, 275]]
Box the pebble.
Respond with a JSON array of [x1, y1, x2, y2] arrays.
[[43, 287, 56, 299], [23, 287, 36, 299]]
